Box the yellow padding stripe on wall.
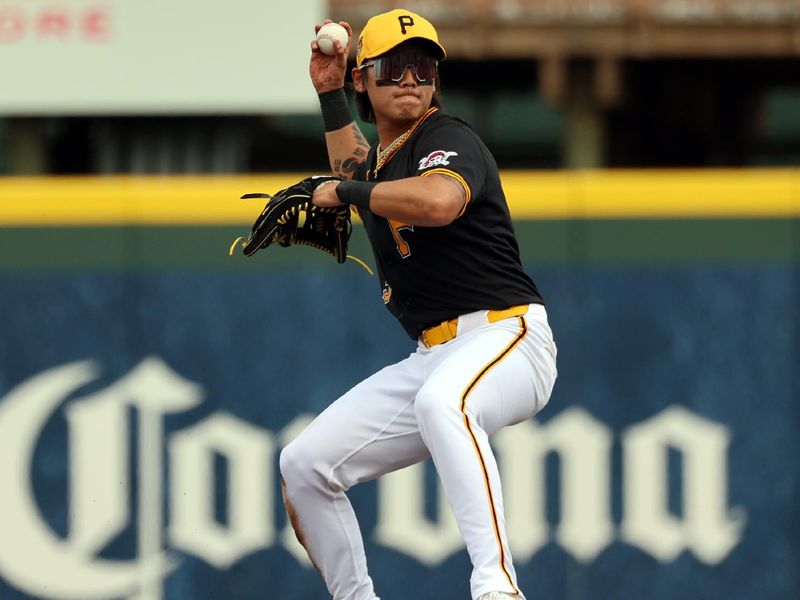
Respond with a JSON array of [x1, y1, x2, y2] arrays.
[[0, 175, 303, 226], [0, 169, 797, 225], [499, 169, 800, 219]]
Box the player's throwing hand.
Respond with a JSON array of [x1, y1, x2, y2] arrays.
[[310, 20, 353, 94]]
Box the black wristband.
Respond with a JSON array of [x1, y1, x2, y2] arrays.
[[318, 88, 354, 132], [336, 180, 377, 211]]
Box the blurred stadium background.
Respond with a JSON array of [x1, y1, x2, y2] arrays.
[[0, 1, 797, 599]]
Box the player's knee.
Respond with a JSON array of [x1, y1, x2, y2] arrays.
[[279, 440, 316, 485], [280, 439, 334, 491], [279, 442, 301, 482]]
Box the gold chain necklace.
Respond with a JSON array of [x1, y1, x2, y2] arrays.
[[375, 128, 413, 173], [371, 109, 437, 177]]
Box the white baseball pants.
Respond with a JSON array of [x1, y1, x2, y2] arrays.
[[280, 304, 557, 600]]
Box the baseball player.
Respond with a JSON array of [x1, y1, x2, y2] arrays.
[[280, 9, 558, 600]]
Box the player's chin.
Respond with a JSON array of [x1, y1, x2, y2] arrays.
[[394, 97, 426, 119]]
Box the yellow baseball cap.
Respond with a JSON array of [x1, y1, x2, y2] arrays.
[[356, 9, 446, 67]]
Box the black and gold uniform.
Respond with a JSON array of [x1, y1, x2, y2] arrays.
[[282, 10, 557, 600], [354, 107, 544, 339]]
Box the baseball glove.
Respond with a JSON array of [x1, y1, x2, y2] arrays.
[[231, 175, 351, 263]]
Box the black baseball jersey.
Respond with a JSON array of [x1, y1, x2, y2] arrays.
[[353, 108, 544, 339]]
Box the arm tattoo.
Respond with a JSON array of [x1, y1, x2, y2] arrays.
[[332, 156, 364, 177], [342, 157, 362, 174], [331, 125, 369, 177], [352, 124, 370, 151]]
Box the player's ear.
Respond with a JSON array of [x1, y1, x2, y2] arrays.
[[352, 67, 366, 92]]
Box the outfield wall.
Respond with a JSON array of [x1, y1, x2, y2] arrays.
[[0, 170, 798, 600]]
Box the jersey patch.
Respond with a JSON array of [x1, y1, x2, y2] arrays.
[[418, 150, 458, 170]]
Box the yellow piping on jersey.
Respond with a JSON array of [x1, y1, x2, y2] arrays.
[[421, 168, 471, 217], [459, 316, 528, 595]]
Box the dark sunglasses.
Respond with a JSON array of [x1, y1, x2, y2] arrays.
[[360, 53, 438, 86]]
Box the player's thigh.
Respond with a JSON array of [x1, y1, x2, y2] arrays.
[[281, 353, 429, 490], [423, 313, 556, 435]]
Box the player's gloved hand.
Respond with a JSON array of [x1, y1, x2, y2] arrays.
[[231, 175, 352, 263]]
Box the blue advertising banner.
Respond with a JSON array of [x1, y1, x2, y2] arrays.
[[0, 260, 797, 600]]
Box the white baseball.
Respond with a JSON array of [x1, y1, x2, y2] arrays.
[[316, 22, 348, 55]]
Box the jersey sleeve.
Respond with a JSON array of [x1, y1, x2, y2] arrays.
[[413, 120, 486, 217]]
